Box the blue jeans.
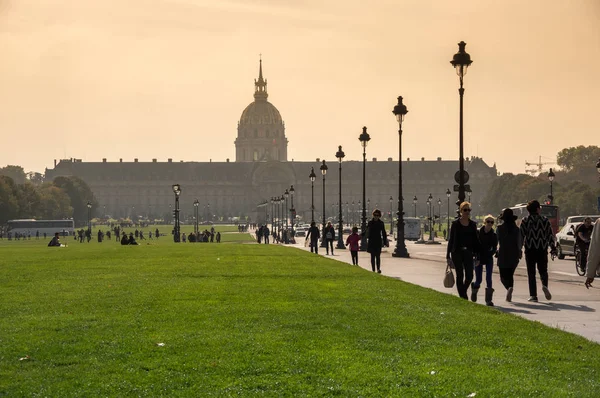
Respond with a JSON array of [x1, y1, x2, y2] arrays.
[[474, 257, 493, 289]]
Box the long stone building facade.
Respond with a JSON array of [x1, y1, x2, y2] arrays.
[[45, 61, 498, 224]]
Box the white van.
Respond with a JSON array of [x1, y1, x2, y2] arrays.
[[392, 217, 421, 241]]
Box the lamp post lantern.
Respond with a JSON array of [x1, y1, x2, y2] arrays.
[[450, 41, 473, 211], [172, 184, 181, 242], [336, 145, 346, 249], [391, 96, 409, 257], [446, 188, 451, 240], [320, 160, 328, 247], [309, 167, 316, 223], [359, 127, 371, 250], [548, 168, 555, 204], [87, 201, 92, 233]]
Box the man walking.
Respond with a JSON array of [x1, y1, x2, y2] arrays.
[[519, 200, 556, 302], [305, 222, 320, 254]]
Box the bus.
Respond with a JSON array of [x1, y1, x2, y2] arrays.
[[7, 219, 75, 237], [393, 217, 421, 241], [509, 203, 560, 234]]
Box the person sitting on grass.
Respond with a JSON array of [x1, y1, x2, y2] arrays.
[[128, 233, 139, 245], [48, 232, 62, 247]]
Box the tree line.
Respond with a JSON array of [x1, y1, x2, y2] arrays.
[[0, 165, 97, 226], [481, 146, 600, 219]]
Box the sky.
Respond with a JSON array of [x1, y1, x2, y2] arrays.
[[0, 0, 598, 175]]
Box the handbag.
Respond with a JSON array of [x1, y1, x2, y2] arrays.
[[443, 265, 455, 288]]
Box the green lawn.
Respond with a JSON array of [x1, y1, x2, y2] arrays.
[[1, 240, 599, 396]]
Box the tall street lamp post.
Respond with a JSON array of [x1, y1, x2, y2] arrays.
[[446, 188, 451, 240], [270, 197, 275, 231], [548, 168, 555, 205], [172, 184, 181, 242], [284, 189, 289, 243], [389, 196, 394, 233], [336, 145, 346, 249], [437, 198, 442, 231], [87, 201, 92, 232], [280, 195, 285, 241], [392, 96, 409, 257], [351, 201, 355, 226], [320, 160, 328, 247], [309, 168, 316, 223], [427, 193, 434, 242], [413, 196, 417, 218], [193, 199, 199, 237], [450, 41, 473, 212], [359, 127, 371, 251], [289, 185, 295, 234]]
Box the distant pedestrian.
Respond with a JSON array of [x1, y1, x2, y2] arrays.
[[496, 208, 522, 302], [324, 222, 335, 255], [305, 222, 320, 254], [473, 214, 498, 306], [263, 226, 270, 244], [520, 200, 556, 302], [155, 228, 160, 239], [216, 232, 221, 243], [447, 201, 481, 299], [364, 209, 389, 273], [346, 226, 361, 265], [182, 233, 187, 243]]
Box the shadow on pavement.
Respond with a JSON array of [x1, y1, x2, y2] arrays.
[[511, 302, 596, 312]]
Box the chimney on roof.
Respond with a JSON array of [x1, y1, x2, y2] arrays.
[[168, 158, 172, 163], [316, 158, 320, 162], [134, 158, 138, 162], [407, 158, 410, 161], [54, 159, 57, 167], [372, 158, 377, 162], [437, 157, 442, 161], [421, 157, 425, 161], [152, 159, 157, 163], [226, 158, 230, 162], [119, 158, 123, 162], [388, 157, 393, 161], [102, 158, 106, 163]]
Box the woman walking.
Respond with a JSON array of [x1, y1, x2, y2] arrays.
[[365, 209, 388, 273], [472, 214, 498, 306], [496, 208, 523, 302], [447, 201, 481, 299]]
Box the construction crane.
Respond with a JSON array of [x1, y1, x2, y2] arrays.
[[525, 155, 556, 176]]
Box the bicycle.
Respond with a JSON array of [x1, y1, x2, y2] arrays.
[[575, 243, 589, 276]]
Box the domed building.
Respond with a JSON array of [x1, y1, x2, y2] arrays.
[[235, 60, 288, 162]]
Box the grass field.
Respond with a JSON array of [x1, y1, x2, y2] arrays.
[[1, 239, 600, 396]]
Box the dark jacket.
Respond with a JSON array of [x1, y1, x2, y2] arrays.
[[324, 225, 336, 241], [478, 226, 498, 262], [365, 218, 388, 254], [447, 219, 481, 260], [497, 223, 522, 269], [306, 226, 320, 242]]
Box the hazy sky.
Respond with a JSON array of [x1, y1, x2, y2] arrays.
[[0, 0, 598, 175]]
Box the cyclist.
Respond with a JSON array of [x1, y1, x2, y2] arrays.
[[575, 217, 594, 272]]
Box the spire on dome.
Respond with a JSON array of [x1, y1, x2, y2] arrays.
[[254, 56, 268, 101]]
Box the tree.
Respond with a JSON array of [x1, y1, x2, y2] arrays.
[[0, 176, 20, 223], [38, 185, 73, 220], [27, 172, 45, 186], [15, 182, 41, 219], [52, 176, 97, 226], [556, 146, 600, 174], [0, 165, 26, 184]]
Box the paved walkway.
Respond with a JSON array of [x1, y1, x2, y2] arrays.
[[286, 240, 600, 344]]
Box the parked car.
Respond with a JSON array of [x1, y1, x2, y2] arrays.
[[556, 222, 579, 259], [294, 228, 306, 238], [565, 215, 600, 225]]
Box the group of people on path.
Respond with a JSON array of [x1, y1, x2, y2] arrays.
[[305, 209, 389, 273], [445, 199, 597, 306]]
